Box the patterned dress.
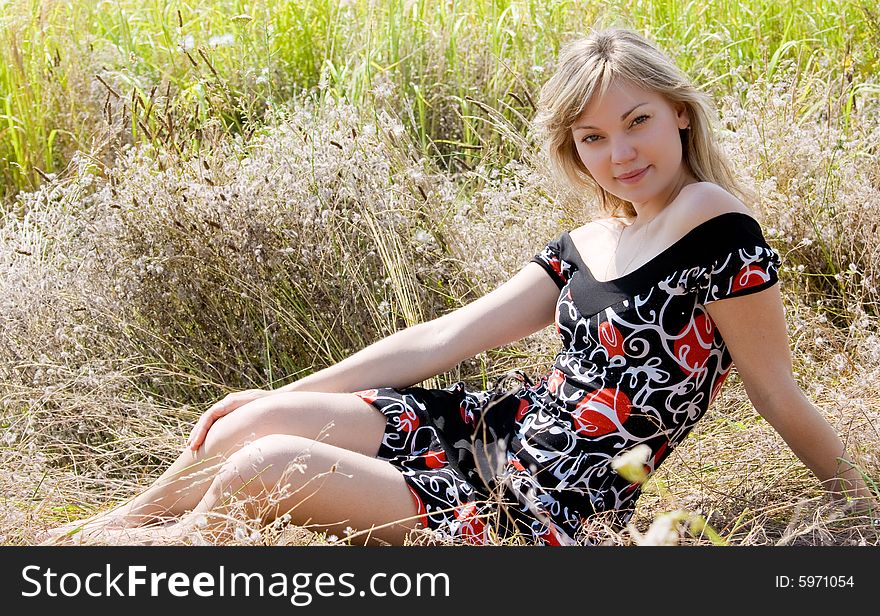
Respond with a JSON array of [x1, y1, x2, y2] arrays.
[[354, 212, 781, 545]]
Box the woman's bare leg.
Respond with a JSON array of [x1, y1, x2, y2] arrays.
[[43, 392, 388, 540], [70, 434, 425, 546]]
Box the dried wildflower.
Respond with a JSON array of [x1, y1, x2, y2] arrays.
[[3, 62, 879, 548], [632, 511, 684, 546], [610, 444, 652, 484], [370, 78, 394, 101]]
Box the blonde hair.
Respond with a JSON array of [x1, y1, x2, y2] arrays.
[[533, 28, 745, 218]]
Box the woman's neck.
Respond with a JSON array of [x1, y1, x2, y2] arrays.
[[628, 170, 697, 227]]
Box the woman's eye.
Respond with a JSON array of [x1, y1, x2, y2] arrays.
[[580, 134, 600, 144], [631, 114, 650, 126]]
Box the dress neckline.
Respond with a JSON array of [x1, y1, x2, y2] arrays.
[[563, 211, 759, 285]]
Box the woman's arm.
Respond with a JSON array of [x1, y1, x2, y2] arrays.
[[277, 262, 560, 394], [706, 285, 876, 513], [186, 262, 561, 451]]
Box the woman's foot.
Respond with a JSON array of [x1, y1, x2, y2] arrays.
[[38, 513, 130, 545], [39, 516, 191, 545]]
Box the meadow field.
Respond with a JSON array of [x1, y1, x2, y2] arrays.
[[1, 0, 878, 546]]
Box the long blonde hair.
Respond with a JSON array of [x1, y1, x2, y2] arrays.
[[533, 28, 745, 218]]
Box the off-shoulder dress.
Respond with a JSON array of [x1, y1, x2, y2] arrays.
[[353, 212, 781, 545]]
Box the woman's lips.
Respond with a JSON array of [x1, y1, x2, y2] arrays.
[[616, 166, 649, 184]]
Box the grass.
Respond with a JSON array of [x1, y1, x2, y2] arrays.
[[0, 0, 878, 546], [2, 0, 878, 202]]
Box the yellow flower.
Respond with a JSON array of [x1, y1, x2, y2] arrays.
[[610, 444, 652, 484]]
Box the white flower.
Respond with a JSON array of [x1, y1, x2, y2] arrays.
[[189, 532, 208, 546], [178, 35, 195, 52], [610, 444, 652, 484], [637, 511, 683, 546], [286, 458, 308, 474], [390, 121, 406, 139], [371, 80, 394, 101], [208, 33, 235, 48]]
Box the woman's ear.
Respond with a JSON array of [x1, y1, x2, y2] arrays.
[[675, 102, 690, 130]]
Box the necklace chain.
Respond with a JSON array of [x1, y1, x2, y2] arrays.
[[604, 215, 655, 280]]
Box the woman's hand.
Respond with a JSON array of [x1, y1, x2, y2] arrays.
[[185, 388, 271, 452]]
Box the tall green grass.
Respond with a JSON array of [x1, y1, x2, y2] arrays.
[[1, 0, 877, 204]]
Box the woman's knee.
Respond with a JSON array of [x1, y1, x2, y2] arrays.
[[209, 434, 315, 514], [200, 393, 310, 456], [201, 392, 386, 458], [199, 434, 419, 543]]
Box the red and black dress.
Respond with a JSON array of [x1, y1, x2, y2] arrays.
[[354, 212, 781, 545]]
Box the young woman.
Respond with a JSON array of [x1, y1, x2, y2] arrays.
[[44, 28, 875, 546]]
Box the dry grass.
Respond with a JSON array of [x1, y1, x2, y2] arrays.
[[2, 24, 879, 547]]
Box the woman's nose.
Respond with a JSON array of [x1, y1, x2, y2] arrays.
[[610, 138, 636, 164]]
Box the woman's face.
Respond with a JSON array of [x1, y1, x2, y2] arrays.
[[570, 79, 692, 210]]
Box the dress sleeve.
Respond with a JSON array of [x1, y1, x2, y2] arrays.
[[698, 243, 782, 305], [530, 234, 572, 290]]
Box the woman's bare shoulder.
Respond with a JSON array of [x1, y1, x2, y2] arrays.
[[570, 216, 628, 240], [669, 182, 753, 231]]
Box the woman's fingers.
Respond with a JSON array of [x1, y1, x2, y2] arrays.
[[186, 419, 208, 451], [185, 390, 268, 451], [185, 417, 208, 451], [185, 399, 230, 451]]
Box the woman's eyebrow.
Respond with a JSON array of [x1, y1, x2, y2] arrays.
[[573, 102, 649, 131]]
